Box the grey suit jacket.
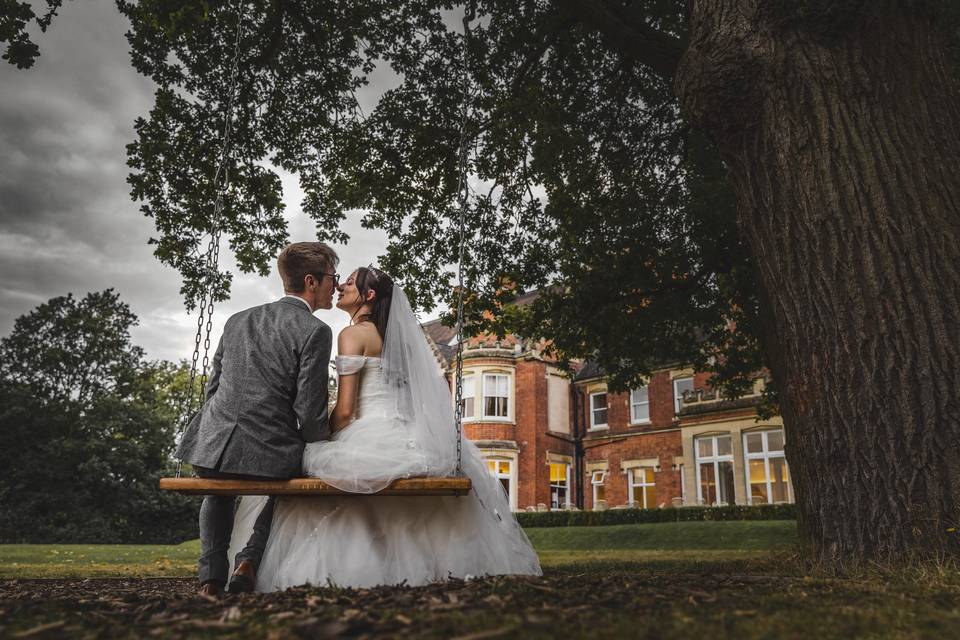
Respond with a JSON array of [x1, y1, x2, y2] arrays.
[[176, 297, 332, 478]]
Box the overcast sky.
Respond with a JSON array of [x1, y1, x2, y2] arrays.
[[0, 0, 426, 363]]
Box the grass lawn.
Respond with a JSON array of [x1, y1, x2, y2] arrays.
[[2, 520, 959, 638], [0, 540, 201, 579], [0, 520, 799, 579]]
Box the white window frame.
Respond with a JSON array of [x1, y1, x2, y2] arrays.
[[589, 392, 608, 430], [743, 429, 792, 505], [695, 434, 735, 505], [627, 467, 657, 508], [673, 377, 694, 414], [549, 463, 571, 509], [679, 463, 686, 503], [630, 385, 651, 424], [485, 457, 513, 503], [591, 470, 606, 508], [481, 372, 511, 421], [460, 374, 475, 420]]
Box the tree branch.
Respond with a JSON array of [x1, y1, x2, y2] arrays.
[[553, 0, 686, 79]]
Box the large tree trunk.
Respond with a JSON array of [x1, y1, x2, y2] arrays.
[[675, 2, 960, 561]]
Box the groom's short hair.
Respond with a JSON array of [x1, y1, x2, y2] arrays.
[[278, 242, 339, 293]]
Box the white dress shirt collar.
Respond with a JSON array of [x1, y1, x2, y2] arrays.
[[282, 294, 313, 311]]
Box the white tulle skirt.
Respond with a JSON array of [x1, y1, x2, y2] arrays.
[[230, 488, 540, 590], [228, 404, 541, 590]]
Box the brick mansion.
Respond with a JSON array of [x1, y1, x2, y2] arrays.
[[422, 311, 793, 512]]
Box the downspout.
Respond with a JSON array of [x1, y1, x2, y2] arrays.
[[571, 382, 585, 510]]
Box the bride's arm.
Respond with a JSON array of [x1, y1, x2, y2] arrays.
[[330, 328, 363, 432]]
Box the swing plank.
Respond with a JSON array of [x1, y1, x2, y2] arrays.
[[159, 476, 471, 496]]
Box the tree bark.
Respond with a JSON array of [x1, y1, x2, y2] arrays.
[[675, 2, 960, 561]]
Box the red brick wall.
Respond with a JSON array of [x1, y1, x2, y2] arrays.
[[582, 430, 682, 509], [454, 347, 712, 511], [464, 423, 515, 441], [577, 370, 716, 435], [512, 359, 575, 509]]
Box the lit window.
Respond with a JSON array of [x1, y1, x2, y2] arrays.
[[591, 470, 606, 507], [589, 392, 608, 429], [549, 463, 570, 509], [696, 434, 735, 505], [460, 374, 475, 419], [485, 458, 512, 499], [744, 429, 791, 504], [483, 373, 509, 418], [673, 377, 694, 414], [630, 386, 650, 423], [628, 467, 657, 508]]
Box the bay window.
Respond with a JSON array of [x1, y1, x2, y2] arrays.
[[482, 373, 509, 419], [485, 458, 512, 499], [460, 374, 475, 420]]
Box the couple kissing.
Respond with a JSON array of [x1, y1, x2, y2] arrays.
[[176, 242, 541, 595]]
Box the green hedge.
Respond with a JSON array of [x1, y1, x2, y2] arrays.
[[516, 503, 797, 528]]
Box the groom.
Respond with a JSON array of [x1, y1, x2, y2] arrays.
[[176, 242, 338, 596]]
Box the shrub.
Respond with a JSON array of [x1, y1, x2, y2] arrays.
[[516, 503, 797, 528]]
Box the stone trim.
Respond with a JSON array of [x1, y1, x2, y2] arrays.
[[586, 460, 609, 472], [472, 440, 519, 451], [585, 382, 608, 395], [620, 457, 660, 472], [546, 452, 574, 465], [582, 426, 681, 443]]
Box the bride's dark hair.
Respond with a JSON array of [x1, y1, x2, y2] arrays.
[[353, 266, 394, 340]]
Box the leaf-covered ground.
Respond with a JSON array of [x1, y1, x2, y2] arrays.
[[3, 562, 960, 638], [2, 522, 958, 638]]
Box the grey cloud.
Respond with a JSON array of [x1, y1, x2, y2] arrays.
[[0, 0, 436, 363]]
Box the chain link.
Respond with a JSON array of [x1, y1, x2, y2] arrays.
[[451, 7, 476, 476], [175, 0, 245, 477]]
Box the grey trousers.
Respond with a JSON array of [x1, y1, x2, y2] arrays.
[[194, 466, 277, 587]]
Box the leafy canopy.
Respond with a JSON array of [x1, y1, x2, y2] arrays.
[[7, 1, 769, 395]]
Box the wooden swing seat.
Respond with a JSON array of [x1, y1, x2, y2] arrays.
[[159, 476, 472, 496]]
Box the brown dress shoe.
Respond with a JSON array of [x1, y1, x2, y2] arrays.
[[227, 560, 256, 594], [198, 581, 222, 597]]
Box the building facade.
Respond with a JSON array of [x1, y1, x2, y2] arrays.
[[422, 320, 793, 511]]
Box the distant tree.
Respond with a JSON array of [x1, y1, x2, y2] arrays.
[[0, 291, 196, 543]]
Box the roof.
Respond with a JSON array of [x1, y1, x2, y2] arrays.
[[573, 361, 604, 382], [420, 318, 458, 367]]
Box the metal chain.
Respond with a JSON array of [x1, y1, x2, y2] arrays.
[[175, 0, 245, 477], [451, 7, 475, 476]]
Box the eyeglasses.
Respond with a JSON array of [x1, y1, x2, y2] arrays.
[[314, 272, 339, 284]]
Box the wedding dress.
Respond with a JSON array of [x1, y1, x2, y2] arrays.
[[228, 286, 542, 590]]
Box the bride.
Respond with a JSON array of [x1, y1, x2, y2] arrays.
[[228, 266, 542, 590]]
